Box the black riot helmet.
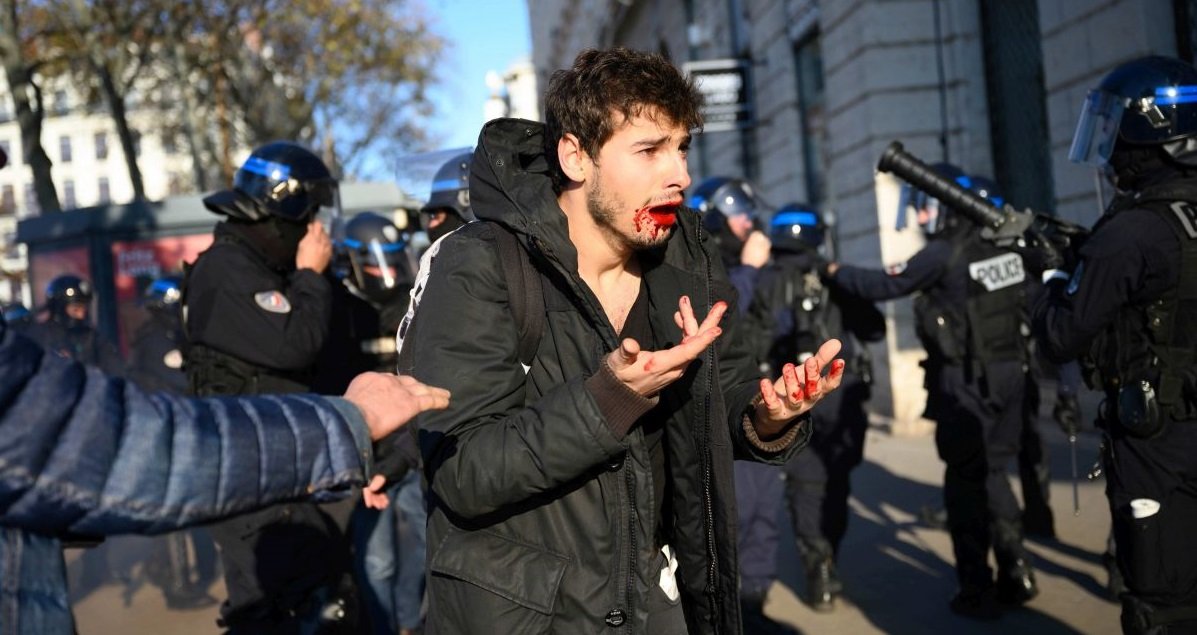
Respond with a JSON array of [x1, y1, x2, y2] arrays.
[[142, 275, 183, 315], [339, 212, 412, 304], [420, 151, 475, 221], [967, 175, 1004, 208], [203, 141, 341, 223], [1070, 56, 1197, 169], [688, 177, 766, 235], [769, 203, 826, 254], [45, 274, 93, 322], [419, 151, 475, 243]]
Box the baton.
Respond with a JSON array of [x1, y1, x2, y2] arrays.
[[1069, 432, 1080, 515]]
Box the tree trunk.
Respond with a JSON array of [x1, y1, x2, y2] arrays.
[[96, 62, 146, 201], [170, 43, 209, 192], [0, 1, 59, 214]]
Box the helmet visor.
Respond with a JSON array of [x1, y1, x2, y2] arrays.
[[237, 156, 341, 222], [344, 236, 407, 292], [1069, 89, 1126, 166]]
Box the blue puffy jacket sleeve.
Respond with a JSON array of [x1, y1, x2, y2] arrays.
[[0, 321, 372, 536]]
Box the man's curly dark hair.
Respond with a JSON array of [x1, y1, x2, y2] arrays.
[[543, 47, 704, 193]]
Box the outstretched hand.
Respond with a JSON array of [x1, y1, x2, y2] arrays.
[[344, 372, 451, 441], [607, 296, 727, 398], [754, 339, 845, 437]]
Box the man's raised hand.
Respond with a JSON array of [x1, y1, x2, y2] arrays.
[[608, 296, 727, 397], [754, 339, 845, 437]]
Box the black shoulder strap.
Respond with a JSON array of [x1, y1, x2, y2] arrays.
[[491, 223, 544, 366]]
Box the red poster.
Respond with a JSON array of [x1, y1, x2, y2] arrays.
[[111, 233, 214, 354], [27, 246, 91, 310]]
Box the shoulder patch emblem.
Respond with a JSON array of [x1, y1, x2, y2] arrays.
[[254, 290, 293, 314], [1170, 201, 1197, 239]]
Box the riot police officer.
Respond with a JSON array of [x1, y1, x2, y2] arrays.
[[313, 212, 414, 393], [690, 176, 771, 306], [419, 151, 476, 245], [825, 165, 1038, 618], [745, 204, 885, 612], [1032, 55, 1197, 635], [25, 274, 123, 374], [128, 275, 219, 609], [184, 141, 353, 633]]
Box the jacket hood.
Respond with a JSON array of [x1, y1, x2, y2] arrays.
[[470, 118, 569, 242]]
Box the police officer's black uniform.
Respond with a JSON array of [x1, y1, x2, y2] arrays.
[[744, 206, 885, 612], [184, 142, 353, 634], [128, 276, 220, 609], [25, 275, 124, 375], [1032, 56, 1197, 635], [310, 210, 414, 393], [829, 190, 1038, 617]]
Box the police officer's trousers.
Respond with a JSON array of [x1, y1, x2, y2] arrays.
[[783, 378, 871, 563], [1106, 420, 1197, 635], [931, 360, 1028, 589]]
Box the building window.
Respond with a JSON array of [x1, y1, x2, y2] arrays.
[[792, 33, 827, 206], [95, 132, 108, 160], [98, 177, 110, 204], [162, 133, 178, 154], [62, 179, 76, 210], [52, 90, 69, 116], [0, 97, 11, 123], [0, 185, 14, 216], [59, 136, 72, 163], [23, 183, 38, 216], [0, 140, 9, 164]]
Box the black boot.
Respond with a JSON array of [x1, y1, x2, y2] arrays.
[[949, 583, 1002, 621], [995, 558, 1039, 605], [1104, 551, 1126, 602], [991, 519, 1039, 605], [805, 557, 841, 613]]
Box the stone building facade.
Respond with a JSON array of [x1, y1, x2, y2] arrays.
[[526, 0, 1193, 430]]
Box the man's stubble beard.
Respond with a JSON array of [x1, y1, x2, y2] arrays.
[[586, 173, 669, 252]]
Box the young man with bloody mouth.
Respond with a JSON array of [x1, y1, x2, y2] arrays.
[[404, 47, 844, 635]]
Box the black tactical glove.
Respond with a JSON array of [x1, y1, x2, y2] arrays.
[[1052, 392, 1082, 437], [1016, 228, 1064, 276]]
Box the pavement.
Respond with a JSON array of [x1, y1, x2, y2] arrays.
[[70, 417, 1120, 634]]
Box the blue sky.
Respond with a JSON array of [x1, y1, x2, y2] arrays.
[[426, 0, 532, 150]]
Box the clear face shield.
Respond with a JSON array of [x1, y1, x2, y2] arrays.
[[895, 185, 943, 234], [343, 229, 410, 302], [1068, 89, 1126, 166]]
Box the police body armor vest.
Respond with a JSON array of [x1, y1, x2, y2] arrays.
[[1088, 184, 1197, 428], [914, 235, 1028, 367], [766, 261, 832, 370], [181, 234, 313, 397]]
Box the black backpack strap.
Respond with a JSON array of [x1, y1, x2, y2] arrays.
[[491, 223, 544, 367]]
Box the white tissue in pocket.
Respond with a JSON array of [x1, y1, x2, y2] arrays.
[[658, 545, 680, 602], [1130, 498, 1161, 519]]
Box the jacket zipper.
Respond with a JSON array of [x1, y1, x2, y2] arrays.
[[625, 463, 637, 629], [697, 221, 723, 634]]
